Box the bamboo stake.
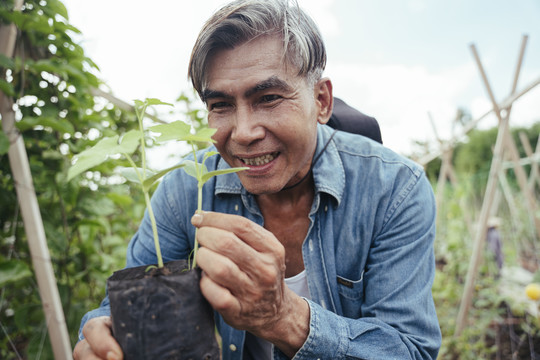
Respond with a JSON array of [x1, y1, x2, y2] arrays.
[[429, 112, 473, 234], [429, 112, 447, 217], [497, 166, 519, 220], [90, 87, 167, 124], [502, 152, 540, 168], [455, 43, 517, 336], [0, 2, 73, 359], [417, 74, 540, 166], [531, 135, 540, 189], [455, 36, 540, 335], [499, 35, 540, 237], [519, 132, 540, 189]]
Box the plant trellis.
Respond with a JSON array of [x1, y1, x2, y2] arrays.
[[455, 35, 540, 336], [0, 0, 72, 358]]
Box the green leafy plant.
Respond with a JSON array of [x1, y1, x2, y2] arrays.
[[67, 98, 247, 269]]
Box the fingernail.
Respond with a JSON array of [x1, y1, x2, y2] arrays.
[[191, 213, 203, 226], [106, 351, 120, 360]]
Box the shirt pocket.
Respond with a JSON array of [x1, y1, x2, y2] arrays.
[[336, 271, 364, 319]]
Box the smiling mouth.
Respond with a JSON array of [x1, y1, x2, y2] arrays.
[[240, 152, 279, 166]]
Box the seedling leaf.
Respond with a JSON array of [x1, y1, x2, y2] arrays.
[[117, 167, 155, 184], [117, 129, 142, 153], [142, 163, 186, 191], [182, 160, 200, 180], [185, 127, 217, 143], [203, 151, 219, 163], [145, 98, 173, 107], [201, 167, 249, 184], [67, 130, 142, 181], [67, 135, 120, 181], [150, 121, 192, 143]]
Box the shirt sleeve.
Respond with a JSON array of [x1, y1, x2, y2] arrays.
[[277, 172, 441, 360]]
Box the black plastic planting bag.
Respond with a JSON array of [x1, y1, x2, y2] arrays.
[[107, 260, 220, 360]]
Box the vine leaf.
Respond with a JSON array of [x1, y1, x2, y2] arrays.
[[0, 131, 9, 155], [0, 260, 32, 287]]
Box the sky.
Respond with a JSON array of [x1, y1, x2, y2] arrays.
[[61, 0, 540, 161]]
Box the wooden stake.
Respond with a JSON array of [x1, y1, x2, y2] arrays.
[[0, 2, 73, 359], [519, 132, 540, 190], [429, 111, 474, 235], [417, 75, 540, 167], [499, 36, 540, 237], [455, 42, 520, 336]]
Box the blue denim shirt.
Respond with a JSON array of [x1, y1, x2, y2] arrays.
[[79, 124, 441, 359]]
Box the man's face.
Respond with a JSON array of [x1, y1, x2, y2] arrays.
[[204, 35, 328, 195]]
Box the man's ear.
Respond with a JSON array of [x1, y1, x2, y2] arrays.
[[314, 78, 333, 125]]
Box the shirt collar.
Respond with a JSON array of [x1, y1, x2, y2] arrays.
[[214, 125, 345, 205]]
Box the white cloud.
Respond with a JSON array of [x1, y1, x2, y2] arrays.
[[298, 0, 340, 38], [407, 0, 427, 13], [326, 61, 477, 154], [62, 0, 540, 159]]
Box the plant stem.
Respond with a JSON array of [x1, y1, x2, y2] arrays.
[[144, 191, 164, 268], [191, 142, 202, 269], [137, 104, 148, 174], [134, 102, 163, 268], [192, 184, 203, 269]]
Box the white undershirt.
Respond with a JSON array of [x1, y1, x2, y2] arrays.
[[243, 270, 310, 360]]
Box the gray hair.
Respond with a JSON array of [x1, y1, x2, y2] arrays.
[[188, 0, 327, 101]]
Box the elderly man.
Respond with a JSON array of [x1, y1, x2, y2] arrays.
[[74, 0, 441, 359]]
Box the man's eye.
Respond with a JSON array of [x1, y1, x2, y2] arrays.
[[209, 101, 230, 110], [260, 95, 281, 103]]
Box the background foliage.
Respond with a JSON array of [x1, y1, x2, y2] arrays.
[[0, 1, 205, 358], [0, 0, 539, 359]]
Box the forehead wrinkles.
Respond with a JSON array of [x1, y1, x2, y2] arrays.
[[201, 75, 295, 103], [203, 36, 303, 95]]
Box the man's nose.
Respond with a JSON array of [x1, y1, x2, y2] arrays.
[[231, 106, 265, 145]]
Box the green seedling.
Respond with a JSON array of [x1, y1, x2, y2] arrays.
[[67, 98, 247, 269]]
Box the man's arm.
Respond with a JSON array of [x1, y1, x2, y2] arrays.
[[192, 172, 440, 359], [283, 173, 440, 359], [192, 211, 311, 357]]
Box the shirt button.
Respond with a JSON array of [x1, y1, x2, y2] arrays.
[[234, 204, 239, 211], [229, 344, 237, 352], [309, 239, 314, 252], [324, 205, 328, 212]]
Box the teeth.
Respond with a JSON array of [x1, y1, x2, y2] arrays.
[[242, 153, 277, 166]]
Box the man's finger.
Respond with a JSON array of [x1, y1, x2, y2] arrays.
[[73, 339, 101, 360], [81, 317, 123, 360], [196, 246, 253, 291], [192, 211, 277, 252], [199, 271, 240, 316], [196, 224, 259, 263]]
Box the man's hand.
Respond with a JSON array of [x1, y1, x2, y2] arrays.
[[191, 211, 310, 357], [73, 316, 123, 360]]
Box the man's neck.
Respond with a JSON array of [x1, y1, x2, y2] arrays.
[[256, 175, 315, 210]]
